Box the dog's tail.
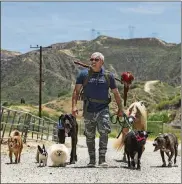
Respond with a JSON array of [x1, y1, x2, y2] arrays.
[[10, 129, 21, 137]]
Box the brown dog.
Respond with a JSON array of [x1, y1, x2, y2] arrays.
[[8, 129, 23, 163]]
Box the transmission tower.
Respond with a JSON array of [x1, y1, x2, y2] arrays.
[[128, 25, 135, 38], [97, 31, 101, 37], [91, 29, 96, 40], [151, 32, 158, 38]]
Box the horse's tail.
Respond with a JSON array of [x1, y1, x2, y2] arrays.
[[113, 127, 129, 151], [112, 133, 124, 151]]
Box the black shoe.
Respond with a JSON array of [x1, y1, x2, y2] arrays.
[[87, 157, 96, 167], [87, 162, 96, 167], [98, 157, 108, 167]]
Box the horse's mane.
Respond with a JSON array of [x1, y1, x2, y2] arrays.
[[126, 101, 147, 129]]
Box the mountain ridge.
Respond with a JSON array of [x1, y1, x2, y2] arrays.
[[1, 36, 181, 104]]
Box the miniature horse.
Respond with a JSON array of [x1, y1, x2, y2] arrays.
[[113, 101, 147, 160]]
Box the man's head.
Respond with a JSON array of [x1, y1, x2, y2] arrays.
[[90, 52, 104, 72]]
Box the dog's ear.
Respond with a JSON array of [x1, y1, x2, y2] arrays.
[[69, 114, 76, 122], [59, 114, 64, 121], [163, 133, 170, 142], [38, 145, 43, 153], [42, 144, 45, 150], [65, 114, 75, 123]]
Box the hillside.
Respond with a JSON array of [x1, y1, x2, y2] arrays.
[[4, 80, 180, 125], [1, 36, 181, 104], [1, 49, 22, 60]]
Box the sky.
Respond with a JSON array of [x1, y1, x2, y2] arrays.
[[1, 2, 181, 53]]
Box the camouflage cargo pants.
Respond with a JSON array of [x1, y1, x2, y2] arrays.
[[84, 107, 111, 158]]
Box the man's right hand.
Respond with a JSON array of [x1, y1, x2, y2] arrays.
[[72, 106, 78, 117]]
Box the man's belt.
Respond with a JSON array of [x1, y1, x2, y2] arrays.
[[86, 97, 111, 104]]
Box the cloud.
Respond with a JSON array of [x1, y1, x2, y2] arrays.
[[118, 2, 172, 15]]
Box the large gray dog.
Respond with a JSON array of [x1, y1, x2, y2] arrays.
[[153, 133, 178, 167]]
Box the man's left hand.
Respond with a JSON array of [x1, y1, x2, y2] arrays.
[[117, 109, 123, 117]]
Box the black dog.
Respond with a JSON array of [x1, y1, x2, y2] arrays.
[[124, 130, 150, 170], [153, 133, 178, 167], [57, 114, 78, 164]]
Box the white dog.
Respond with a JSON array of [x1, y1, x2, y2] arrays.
[[47, 144, 69, 167]]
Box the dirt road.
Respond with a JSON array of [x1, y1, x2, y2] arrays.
[[1, 137, 181, 183]]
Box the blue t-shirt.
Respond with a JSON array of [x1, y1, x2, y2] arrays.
[[76, 67, 117, 112]]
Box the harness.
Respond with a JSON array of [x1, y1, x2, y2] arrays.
[[135, 133, 146, 142], [79, 68, 111, 114], [57, 119, 64, 130]]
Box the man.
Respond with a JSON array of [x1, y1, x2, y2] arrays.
[[72, 52, 123, 167]]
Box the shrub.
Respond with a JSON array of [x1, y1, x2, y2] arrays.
[[58, 90, 69, 97], [148, 111, 169, 123]]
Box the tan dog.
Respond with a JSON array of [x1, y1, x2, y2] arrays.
[[8, 129, 23, 163]]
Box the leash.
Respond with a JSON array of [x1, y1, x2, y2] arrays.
[[110, 113, 145, 142], [110, 112, 132, 128], [110, 113, 133, 138]]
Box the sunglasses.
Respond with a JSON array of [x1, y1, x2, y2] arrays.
[[90, 58, 100, 62]]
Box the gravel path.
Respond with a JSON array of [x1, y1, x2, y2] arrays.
[[1, 137, 181, 183], [144, 80, 160, 94]]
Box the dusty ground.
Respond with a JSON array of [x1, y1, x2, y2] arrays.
[[1, 137, 181, 183]]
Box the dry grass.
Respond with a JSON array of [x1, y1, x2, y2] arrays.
[[44, 97, 84, 120]]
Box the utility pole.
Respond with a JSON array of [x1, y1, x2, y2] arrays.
[[30, 45, 52, 118]]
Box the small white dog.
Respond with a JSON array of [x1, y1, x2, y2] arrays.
[[47, 144, 69, 167]]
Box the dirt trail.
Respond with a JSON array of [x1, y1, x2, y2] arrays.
[[144, 80, 159, 94]]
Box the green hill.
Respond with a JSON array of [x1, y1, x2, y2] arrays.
[[1, 36, 181, 105]]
